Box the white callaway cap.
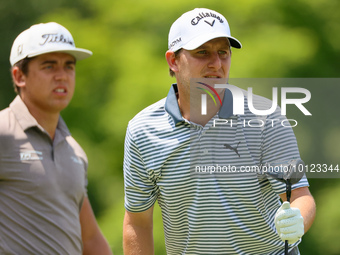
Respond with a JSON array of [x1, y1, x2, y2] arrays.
[[10, 22, 92, 66], [168, 8, 242, 52]]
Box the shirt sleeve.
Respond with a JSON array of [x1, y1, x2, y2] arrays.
[[261, 106, 309, 195], [123, 124, 158, 212]]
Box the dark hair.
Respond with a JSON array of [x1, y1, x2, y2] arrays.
[[11, 57, 33, 94], [169, 49, 182, 77]]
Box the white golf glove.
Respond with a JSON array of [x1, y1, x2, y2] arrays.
[[274, 201, 304, 244]]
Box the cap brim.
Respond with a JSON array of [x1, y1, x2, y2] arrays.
[[27, 48, 93, 61], [182, 33, 242, 50]]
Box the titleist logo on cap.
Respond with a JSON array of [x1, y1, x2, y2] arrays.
[[40, 33, 74, 46], [191, 11, 224, 26]]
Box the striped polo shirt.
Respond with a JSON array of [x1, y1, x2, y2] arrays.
[[124, 84, 308, 255]]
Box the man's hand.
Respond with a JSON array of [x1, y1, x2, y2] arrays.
[[274, 201, 304, 244]]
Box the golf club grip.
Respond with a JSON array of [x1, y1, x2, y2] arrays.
[[285, 241, 288, 255]]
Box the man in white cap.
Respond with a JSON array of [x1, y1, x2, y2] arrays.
[[123, 8, 315, 255], [0, 22, 112, 254]]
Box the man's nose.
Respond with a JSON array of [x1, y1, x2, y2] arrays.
[[54, 66, 69, 81], [207, 52, 222, 70]]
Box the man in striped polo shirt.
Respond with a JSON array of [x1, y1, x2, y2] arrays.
[[123, 8, 316, 255]]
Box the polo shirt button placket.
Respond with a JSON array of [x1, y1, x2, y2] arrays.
[[197, 126, 208, 157]]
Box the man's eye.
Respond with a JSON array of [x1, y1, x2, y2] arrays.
[[197, 50, 207, 54]]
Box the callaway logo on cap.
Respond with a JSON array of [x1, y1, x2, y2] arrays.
[[168, 8, 242, 52], [10, 22, 92, 66]]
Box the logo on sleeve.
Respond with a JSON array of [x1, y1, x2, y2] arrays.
[[71, 156, 83, 165]]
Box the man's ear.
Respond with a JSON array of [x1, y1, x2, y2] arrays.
[[12, 66, 26, 89], [165, 50, 179, 74]]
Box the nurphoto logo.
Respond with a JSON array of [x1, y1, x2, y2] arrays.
[[200, 83, 311, 116], [197, 82, 312, 128]]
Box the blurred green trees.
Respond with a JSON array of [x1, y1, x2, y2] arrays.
[[0, 0, 339, 254]]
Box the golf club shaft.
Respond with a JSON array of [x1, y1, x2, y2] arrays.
[[285, 181, 292, 255]]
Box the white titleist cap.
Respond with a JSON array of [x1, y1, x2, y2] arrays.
[[10, 22, 92, 66], [168, 8, 242, 52]]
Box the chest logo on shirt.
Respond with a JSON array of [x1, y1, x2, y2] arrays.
[[20, 150, 43, 161], [223, 142, 241, 158]]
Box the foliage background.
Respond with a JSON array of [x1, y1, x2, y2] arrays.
[[0, 0, 339, 254]]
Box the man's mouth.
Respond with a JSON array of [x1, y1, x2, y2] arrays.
[[53, 87, 67, 94], [204, 75, 221, 78], [54, 88, 66, 93]]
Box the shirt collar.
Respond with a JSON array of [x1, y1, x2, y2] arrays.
[[164, 84, 234, 125], [9, 95, 70, 137], [218, 87, 234, 119], [164, 84, 183, 124]]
